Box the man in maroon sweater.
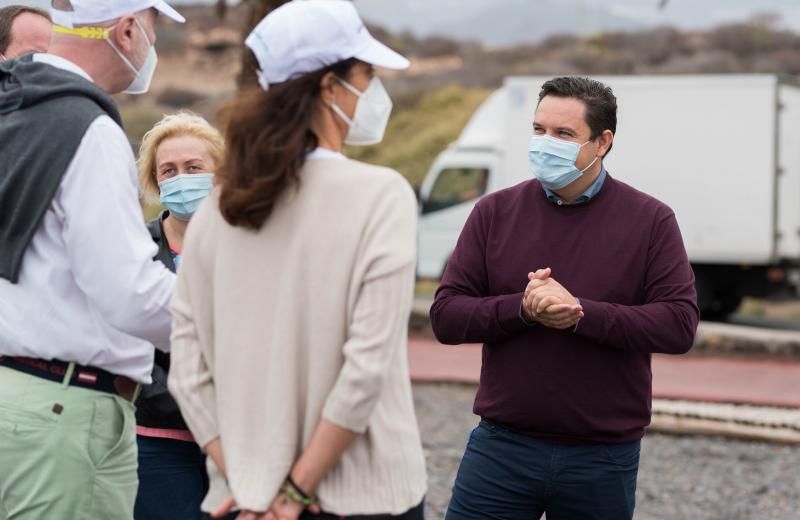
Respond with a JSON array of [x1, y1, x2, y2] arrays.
[[432, 76, 699, 519]]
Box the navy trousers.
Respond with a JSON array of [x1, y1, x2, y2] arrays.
[[445, 421, 640, 520], [134, 435, 209, 520]]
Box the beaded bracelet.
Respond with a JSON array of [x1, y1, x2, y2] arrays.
[[281, 477, 316, 507]]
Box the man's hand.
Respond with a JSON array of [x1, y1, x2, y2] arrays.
[[523, 267, 551, 302], [522, 269, 583, 330], [531, 303, 584, 330]]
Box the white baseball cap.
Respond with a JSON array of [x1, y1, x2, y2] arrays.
[[245, 0, 409, 88], [51, 0, 186, 28]]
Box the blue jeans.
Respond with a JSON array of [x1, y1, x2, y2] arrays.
[[134, 435, 209, 520], [446, 421, 640, 520]]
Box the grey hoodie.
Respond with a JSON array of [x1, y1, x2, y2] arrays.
[[0, 53, 122, 283]]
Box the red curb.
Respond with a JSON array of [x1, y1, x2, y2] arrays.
[[408, 336, 800, 408]]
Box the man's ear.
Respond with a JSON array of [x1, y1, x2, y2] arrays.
[[109, 15, 137, 53], [598, 129, 614, 158]]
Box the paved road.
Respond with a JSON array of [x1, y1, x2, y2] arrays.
[[408, 336, 800, 408]]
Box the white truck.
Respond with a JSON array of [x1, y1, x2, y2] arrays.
[[416, 74, 800, 318]]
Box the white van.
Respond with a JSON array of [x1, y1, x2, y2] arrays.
[[417, 75, 800, 318]]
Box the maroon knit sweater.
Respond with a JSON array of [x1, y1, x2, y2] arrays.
[[430, 175, 699, 444]]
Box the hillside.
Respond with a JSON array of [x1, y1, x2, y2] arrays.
[[124, 4, 800, 187], [352, 0, 800, 46]]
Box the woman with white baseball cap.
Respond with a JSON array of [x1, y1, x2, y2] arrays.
[[168, 1, 427, 519]]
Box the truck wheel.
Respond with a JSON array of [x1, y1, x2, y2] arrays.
[[706, 294, 742, 321], [696, 274, 742, 321]]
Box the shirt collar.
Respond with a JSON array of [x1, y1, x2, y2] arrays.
[[544, 167, 607, 207], [32, 53, 94, 83], [306, 147, 347, 161]]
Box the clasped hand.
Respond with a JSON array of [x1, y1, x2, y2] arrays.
[[212, 488, 319, 520], [522, 267, 584, 330]]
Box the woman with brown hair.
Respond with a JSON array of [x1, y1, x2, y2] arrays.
[[168, 2, 427, 519]]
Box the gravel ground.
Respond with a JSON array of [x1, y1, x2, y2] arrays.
[[413, 383, 800, 519]]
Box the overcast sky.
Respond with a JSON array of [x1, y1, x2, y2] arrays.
[[6, 0, 800, 46]]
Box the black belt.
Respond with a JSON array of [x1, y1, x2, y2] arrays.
[[0, 356, 139, 402]]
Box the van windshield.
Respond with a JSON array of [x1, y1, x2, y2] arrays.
[[422, 167, 489, 214]]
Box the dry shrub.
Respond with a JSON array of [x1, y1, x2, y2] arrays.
[[346, 85, 491, 187], [157, 88, 204, 108]]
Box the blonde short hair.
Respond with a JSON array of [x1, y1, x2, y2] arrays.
[[137, 111, 225, 204]]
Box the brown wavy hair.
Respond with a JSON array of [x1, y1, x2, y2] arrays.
[[218, 58, 359, 230]]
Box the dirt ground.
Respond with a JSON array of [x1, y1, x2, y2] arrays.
[[413, 382, 800, 519]]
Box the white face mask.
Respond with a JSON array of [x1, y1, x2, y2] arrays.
[[107, 18, 157, 95], [330, 77, 393, 146]]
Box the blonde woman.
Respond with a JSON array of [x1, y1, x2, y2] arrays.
[[135, 111, 224, 520]]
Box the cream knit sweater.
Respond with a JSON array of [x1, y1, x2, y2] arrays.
[[168, 158, 427, 515]]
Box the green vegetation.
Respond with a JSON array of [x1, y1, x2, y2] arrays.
[[120, 104, 166, 147], [737, 298, 767, 317], [415, 279, 439, 298], [346, 85, 490, 187], [737, 297, 800, 319]]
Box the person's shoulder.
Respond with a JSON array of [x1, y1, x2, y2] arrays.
[[184, 189, 224, 253], [338, 157, 404, 182], [315, 157, 416, 201], [475, 179, 538, 213], [68, 115, 132, 171], [608, 175, 675, 217], [82, 114, 128, 144], [194, 187, 222, 223], [145, 211, 167, 241]]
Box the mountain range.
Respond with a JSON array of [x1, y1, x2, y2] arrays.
[[351, 0, 800, 46]]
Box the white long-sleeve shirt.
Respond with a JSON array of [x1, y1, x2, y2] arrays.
[[0, 54, 175, 383]]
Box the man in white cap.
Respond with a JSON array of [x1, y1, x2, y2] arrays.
[[0, 1, 185, 518]]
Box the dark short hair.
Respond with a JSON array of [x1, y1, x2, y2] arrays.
[[538, 76, 617, 155], [0, 5, 52, 55]]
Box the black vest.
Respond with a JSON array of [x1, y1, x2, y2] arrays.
[[134, 212, 190, 431]]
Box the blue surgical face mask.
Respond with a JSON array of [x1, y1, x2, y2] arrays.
[[159, 173, 214, 221], [528, 135, 599, 190]]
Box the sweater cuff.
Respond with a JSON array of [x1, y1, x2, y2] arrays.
[[572, 298, 608, 343], [500, 292, 535, 335], [322, 398, 369, 434], [518, 300, 538, 326], [189, 417, 221, 451]]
